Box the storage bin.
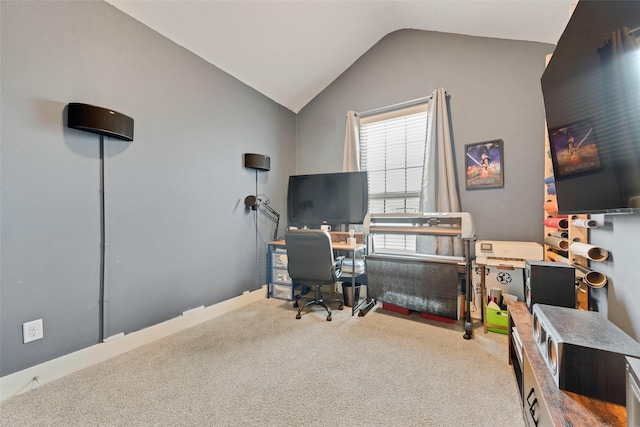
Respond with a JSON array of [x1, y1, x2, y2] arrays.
[[271, 250, 288, 269], [272, 268, 292, 285], [271, 283, 306, 301], [486, 306, 509, 334], [342, 258, 365, 274]]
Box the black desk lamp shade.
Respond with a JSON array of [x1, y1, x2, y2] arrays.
[[244, 153, 270, 171], [67, 103, 134, 141]]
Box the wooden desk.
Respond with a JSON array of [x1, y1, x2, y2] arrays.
[[270, 239, 363, 252], [269, 232, 366, 316], [270, 230, 364, 251]]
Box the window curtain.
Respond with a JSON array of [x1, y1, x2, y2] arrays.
[[416, 88, 463, 257], [343, 110, 360, 172]]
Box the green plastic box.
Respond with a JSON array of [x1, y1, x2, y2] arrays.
[[486, 306, 509, 334]]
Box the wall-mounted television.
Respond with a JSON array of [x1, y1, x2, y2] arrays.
[[287, 171, 368, 228], [541, 1, 640, 214]]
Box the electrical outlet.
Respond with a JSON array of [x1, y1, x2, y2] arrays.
[[23, 319, 43, 343]]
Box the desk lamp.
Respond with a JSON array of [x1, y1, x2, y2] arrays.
[[244, 195, 280, 240]]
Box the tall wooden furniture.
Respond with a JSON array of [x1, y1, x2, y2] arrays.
[[542, 119, 608, 310]]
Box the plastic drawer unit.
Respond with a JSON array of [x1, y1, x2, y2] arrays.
[[271, 249, 288, 270], [270, 248, 306, 301]]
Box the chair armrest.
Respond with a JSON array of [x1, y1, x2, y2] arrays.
[[333, 256, 344, 279]]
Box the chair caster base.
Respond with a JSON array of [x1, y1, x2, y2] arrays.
[[326, 315, 332, 321], [296, 313, 301, 319]]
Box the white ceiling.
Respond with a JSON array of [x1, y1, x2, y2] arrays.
[[107, 0, 573, 113]]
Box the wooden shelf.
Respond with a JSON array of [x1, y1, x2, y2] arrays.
[[543, 120, 590, 310]]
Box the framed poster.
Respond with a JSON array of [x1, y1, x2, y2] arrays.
[[465, 139, 504, 189], [548, 121, 601, 178]]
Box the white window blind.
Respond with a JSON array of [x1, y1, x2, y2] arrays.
[[360, 103, 428, 252]]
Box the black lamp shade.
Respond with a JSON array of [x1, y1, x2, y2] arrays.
[[244, 153, 270, 171], [67, 103, 134, 141]]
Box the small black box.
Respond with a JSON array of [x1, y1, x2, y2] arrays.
[[525, 260, 575, 312]]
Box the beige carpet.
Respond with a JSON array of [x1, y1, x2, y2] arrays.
[[0, 297, 525, 426]]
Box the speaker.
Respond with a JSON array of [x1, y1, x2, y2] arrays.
[[244, 153, 270, 171], [525, 260, 575, 313], [67, 103, 134, 141], [532, 304, 640, 405]]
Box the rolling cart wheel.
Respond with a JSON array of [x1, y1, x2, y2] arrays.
[[293, 301, 299, 308]]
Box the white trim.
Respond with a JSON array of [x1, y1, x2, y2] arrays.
[[0, 286, 267, 402]]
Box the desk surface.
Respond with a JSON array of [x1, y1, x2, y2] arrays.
[[269, 240, 364, 252]]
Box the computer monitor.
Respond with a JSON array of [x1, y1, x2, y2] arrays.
[[287, 171, 368, 228]]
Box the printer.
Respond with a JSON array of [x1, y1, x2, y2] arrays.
[[473, 240, 544, 304], [475, 240, 543, 269]]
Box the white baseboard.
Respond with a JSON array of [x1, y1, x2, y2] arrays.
[[0, 286, 266, 402]]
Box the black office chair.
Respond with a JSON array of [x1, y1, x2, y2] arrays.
[[285, 229, 344, 321]]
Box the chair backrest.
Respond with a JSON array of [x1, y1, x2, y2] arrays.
[[285, 230, 337, 285]]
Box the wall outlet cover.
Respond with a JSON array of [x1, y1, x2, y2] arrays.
[[23, 319, 43, 343]]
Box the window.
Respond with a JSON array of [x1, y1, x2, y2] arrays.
[[359, 102, 428, 252]]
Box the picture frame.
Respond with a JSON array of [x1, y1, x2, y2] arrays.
[[548, 121, 601, 178], [465, 139, 504, 189]]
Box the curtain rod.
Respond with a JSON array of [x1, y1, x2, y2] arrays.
[[356, 92, 448, 118], [357, 96, 430, 118]]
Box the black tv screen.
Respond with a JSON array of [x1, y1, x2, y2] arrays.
[[541, 1, 640, 214], [287, 171, 369, 227]]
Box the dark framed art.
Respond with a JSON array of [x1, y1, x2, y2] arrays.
[[548, 121, 601, 178], [465, 139, 504, 189]]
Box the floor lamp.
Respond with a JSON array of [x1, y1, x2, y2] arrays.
[[67, 103, 134, 341]]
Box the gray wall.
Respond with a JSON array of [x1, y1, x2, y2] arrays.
[[297, 29, 554, 244], [1, 1, 296, 376], [590, 214, 640, 341]]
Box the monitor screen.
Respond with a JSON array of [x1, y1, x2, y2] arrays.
[[287, 171, 369, 228], [541, 1, 640, 214]]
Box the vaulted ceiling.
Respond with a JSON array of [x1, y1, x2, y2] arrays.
[[107, 1, 573, 113]]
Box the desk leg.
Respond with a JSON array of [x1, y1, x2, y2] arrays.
[[481, 265, 487, 334], [349, 248, 372, 316], [351, 248, 356, 316]]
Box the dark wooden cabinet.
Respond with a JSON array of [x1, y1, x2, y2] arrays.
[[508, 301, 626, 426]]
